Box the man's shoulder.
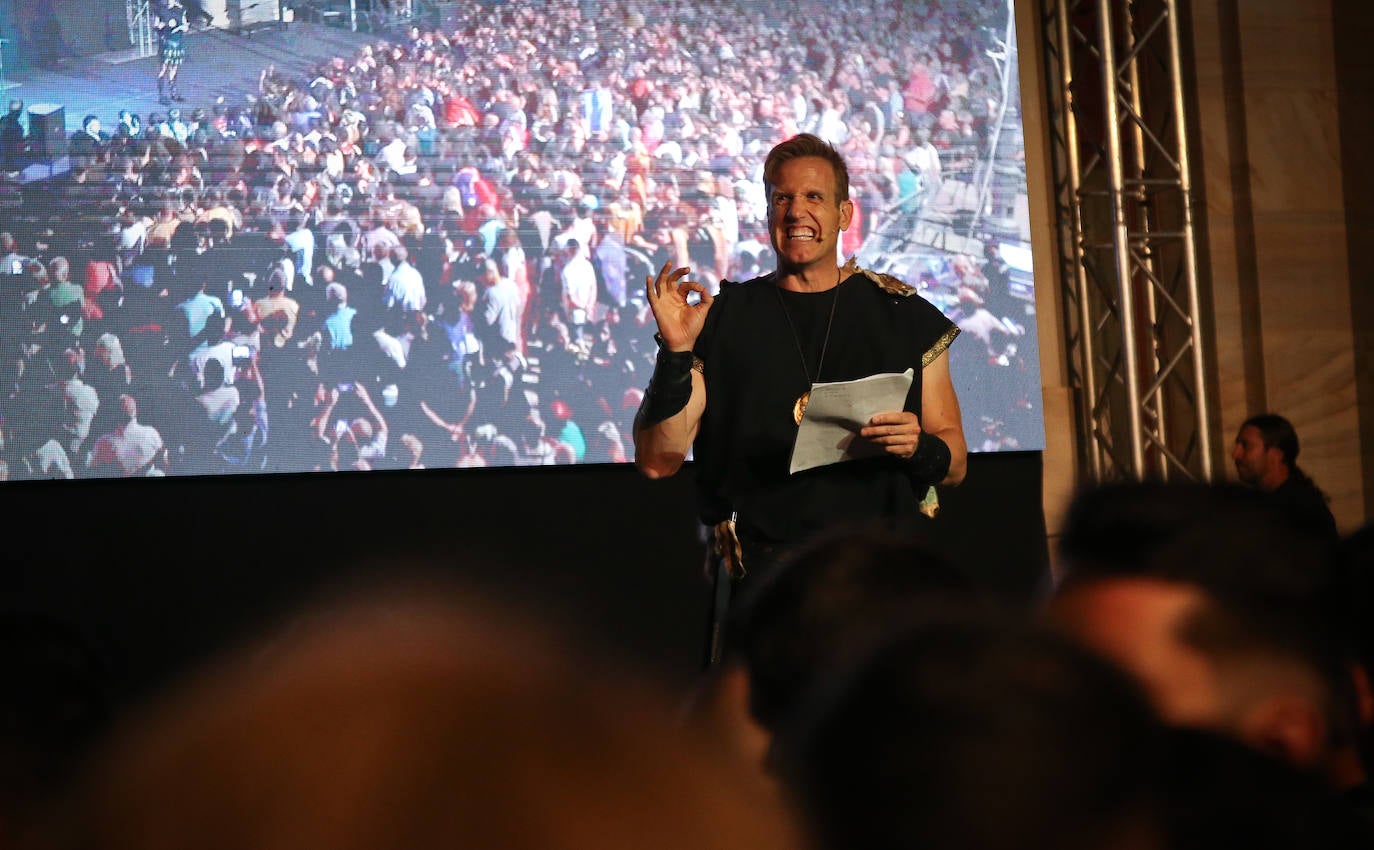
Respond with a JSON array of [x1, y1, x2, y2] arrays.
[[1274, 474, 1332, 509], [715, 272, 774, 295], [1272, 474, 1338, 538], [839, 257, 921, 298], [840, 260, 959, 361]]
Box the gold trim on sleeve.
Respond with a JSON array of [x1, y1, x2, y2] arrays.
[[922, 325, 960, 367]]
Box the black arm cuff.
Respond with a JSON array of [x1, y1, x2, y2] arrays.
[[637, 342, 695, 427], [909, 432, 952, 485]]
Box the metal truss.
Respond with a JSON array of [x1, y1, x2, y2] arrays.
[[315, 0, 460, 34], [126, 0, 158, 60], [1041, 0, 1214, 482]]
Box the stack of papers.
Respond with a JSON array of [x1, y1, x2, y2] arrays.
[[789, 369, 915, 474]]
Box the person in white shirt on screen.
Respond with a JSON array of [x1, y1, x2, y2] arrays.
[[560, 239, 598, 328], [384, 246, 426, 313]]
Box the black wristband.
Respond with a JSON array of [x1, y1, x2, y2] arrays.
[[908, 432, 952, 485], [637, 341, 696, 427]]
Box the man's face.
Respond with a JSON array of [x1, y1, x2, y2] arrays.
[[767, 156, 853, 275], [1047, 578, 1224, 727], [1232, 425, 1275, 486]]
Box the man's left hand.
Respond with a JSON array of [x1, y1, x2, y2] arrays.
[[861, 411, 923, 459]]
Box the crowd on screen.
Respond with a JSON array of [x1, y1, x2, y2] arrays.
[[0, 0, 1020, 480]]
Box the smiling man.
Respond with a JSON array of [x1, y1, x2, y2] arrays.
[[633, 134, 966, 657]]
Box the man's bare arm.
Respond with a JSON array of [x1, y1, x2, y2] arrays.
[[633, 368, 706, 479], [861, 349, 967, 485], [920, 349, 967, 485], [631, 262, 714, 479]]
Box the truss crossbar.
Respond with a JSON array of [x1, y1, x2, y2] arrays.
[[1043, 0, 1214, 483], [127, 0, 157, 60]]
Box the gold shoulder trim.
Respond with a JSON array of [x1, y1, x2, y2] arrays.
[[841, 256, 918, 297], [922, 325, 960, 368]]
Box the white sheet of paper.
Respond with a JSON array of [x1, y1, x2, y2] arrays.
[[789, 368, 915, 474]]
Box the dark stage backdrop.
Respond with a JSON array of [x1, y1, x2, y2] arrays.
[[5, 451, 1047, 711], [6, 0, 132, 64]]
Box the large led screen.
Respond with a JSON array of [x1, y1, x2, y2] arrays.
[[0, 0, 1041, 480]]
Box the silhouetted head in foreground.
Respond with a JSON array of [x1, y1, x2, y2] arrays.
[[1050, 481, 1356, 775], [20, 580, 798, 850], [770, 615, 1166, 850]]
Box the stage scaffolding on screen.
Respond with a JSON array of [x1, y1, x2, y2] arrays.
[[126, 0, 158, 60], [294, 0, 462, 34], [1041, 0, 1214, 484]]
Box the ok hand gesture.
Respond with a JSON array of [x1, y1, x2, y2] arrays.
[[645, 262, 713, 352]]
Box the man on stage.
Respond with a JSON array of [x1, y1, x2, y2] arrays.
[[154, 0, 191, 104], [633, 133, 966, 646]]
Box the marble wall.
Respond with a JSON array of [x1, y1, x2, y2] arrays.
[[1025, 0, 1373, 538], [1191, 0, 1368, 531]]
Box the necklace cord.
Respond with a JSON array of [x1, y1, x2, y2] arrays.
[[775, 283, 840, 386]]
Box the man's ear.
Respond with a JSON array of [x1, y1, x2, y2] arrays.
[[1237, 695, 1328, 769], [838, 198, 854, 232], [1265, 444, 1286, 470]]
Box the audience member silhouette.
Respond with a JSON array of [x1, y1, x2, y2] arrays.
[[1048, 480, 1372, 842], [769, 615, 1166, 850], [10, 479, 1374, 850], [684, 523, 983, 766], [18, 580, 798, 850], [0, 613, 111, 843], [1332, 523, 1374, 829], [1157, 726, 1371, 850], [1232, 413, 1338, 542]]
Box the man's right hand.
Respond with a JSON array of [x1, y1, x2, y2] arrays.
[[646, 262, 713, 352]]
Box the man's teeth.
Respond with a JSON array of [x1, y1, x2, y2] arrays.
[[788, 229, 816, 240]]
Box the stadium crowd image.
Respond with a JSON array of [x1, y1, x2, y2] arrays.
[[0, 0, 1037, 481]]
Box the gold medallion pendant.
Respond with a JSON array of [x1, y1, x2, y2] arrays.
[[793, 390, 811, 425], [776, 278, 839, 427]]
